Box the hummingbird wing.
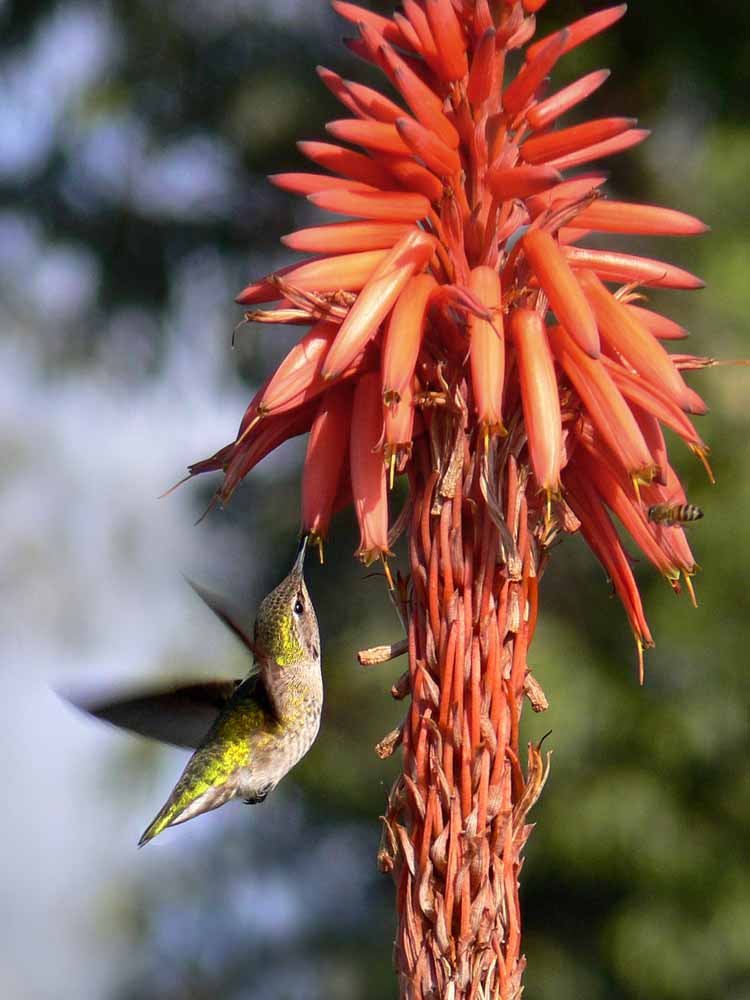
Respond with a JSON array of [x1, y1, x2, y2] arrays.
[[184, 577, 258, 655], [69, 680, 244, 749]]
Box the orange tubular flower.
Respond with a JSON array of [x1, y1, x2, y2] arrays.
[[183, 4, 719, 995], [350, 371, 390, 564], [511, 308, 562, 497], [468, 265, 505, 433], [302, 384, 354, 547]]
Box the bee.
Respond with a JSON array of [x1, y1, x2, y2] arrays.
[[647, 503, 704, 526]]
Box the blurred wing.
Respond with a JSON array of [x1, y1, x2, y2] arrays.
[[184, 577, 258, 655], [67, 679, 244, 749]]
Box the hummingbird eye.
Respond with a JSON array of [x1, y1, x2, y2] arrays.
[[293, 595, 304, 616]]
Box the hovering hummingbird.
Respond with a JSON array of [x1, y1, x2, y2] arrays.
[[75, 539, 322, 846]]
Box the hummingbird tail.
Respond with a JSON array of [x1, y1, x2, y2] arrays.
[[138, 779, 237, 847]]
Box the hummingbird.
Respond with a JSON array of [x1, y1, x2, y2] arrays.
[[74, 539, 322, 846]]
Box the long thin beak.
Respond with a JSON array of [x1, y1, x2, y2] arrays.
[[292, 534, 309, 577]]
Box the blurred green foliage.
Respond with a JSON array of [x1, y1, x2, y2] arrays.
[[7, 1, 748, 997]]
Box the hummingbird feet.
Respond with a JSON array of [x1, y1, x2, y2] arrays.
[[244, 783, 273, 805]]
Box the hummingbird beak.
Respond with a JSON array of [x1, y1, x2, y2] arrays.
[[292, 534, 309, 578]]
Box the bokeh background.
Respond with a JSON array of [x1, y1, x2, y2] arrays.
[[2, 1, 748, 998]]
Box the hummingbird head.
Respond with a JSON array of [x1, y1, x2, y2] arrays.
[[254, 539, 320, 667]]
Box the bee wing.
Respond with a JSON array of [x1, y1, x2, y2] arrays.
[[65, 679, 245, 749]]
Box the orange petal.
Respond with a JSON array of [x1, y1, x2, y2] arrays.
[[384, 376, 417, 480], [526, 173, 608, 217], [351, 371, 390, 563], [382, 272, 437, 403], [308, 187, 431, 221], [302, 384, 354, 540], [631, 404, 668, 485], [564, 465, 653, 649], [308, 191, 430, 222], [565, 246, 705, 290], [269, 172, 376, 196], [326, 118, 411, 156], [220, 402, 319, 505], [600, 355, 707, 451], [526, 4, 627, 62], [380, 43, 460, 149], [626, 305, 688, 341], [395, 116, 462, 176], [331, 1, 408, 48], [342, 79, 405, 123], [236, 248, 389, 305], [469, 266, 505, 432], [375, 154, 445, 202], [467, 28, 496, 108], [578, 271, 696, 410], [424, 0, 468, 82], [527, 69, 611, 131], [403, 0, 440, 70], [572, 444, 679, 581], [523, 228, 600, 357], [503, 30, 568, 117], [520, 117, 636, 165], [569, 200, 709, 236], [510, 308, 562, 493], [548, 324, 655, 479], [316, 66, 363, 118], [488, 164, 562, 201], [260, 322, 338, 413], [321, 229, 436, 379], [542, 128, 650, 170], [297, 140, 395, 189], [282, 221, 412, 255]]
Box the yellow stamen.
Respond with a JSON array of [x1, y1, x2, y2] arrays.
[[684, 572, 698, 609], [690, 445, 715, 485]]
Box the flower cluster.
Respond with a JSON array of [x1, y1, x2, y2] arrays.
[[190, 0, 711, 673]]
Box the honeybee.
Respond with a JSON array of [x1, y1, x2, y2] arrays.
[[647, 503, 704, 526]]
